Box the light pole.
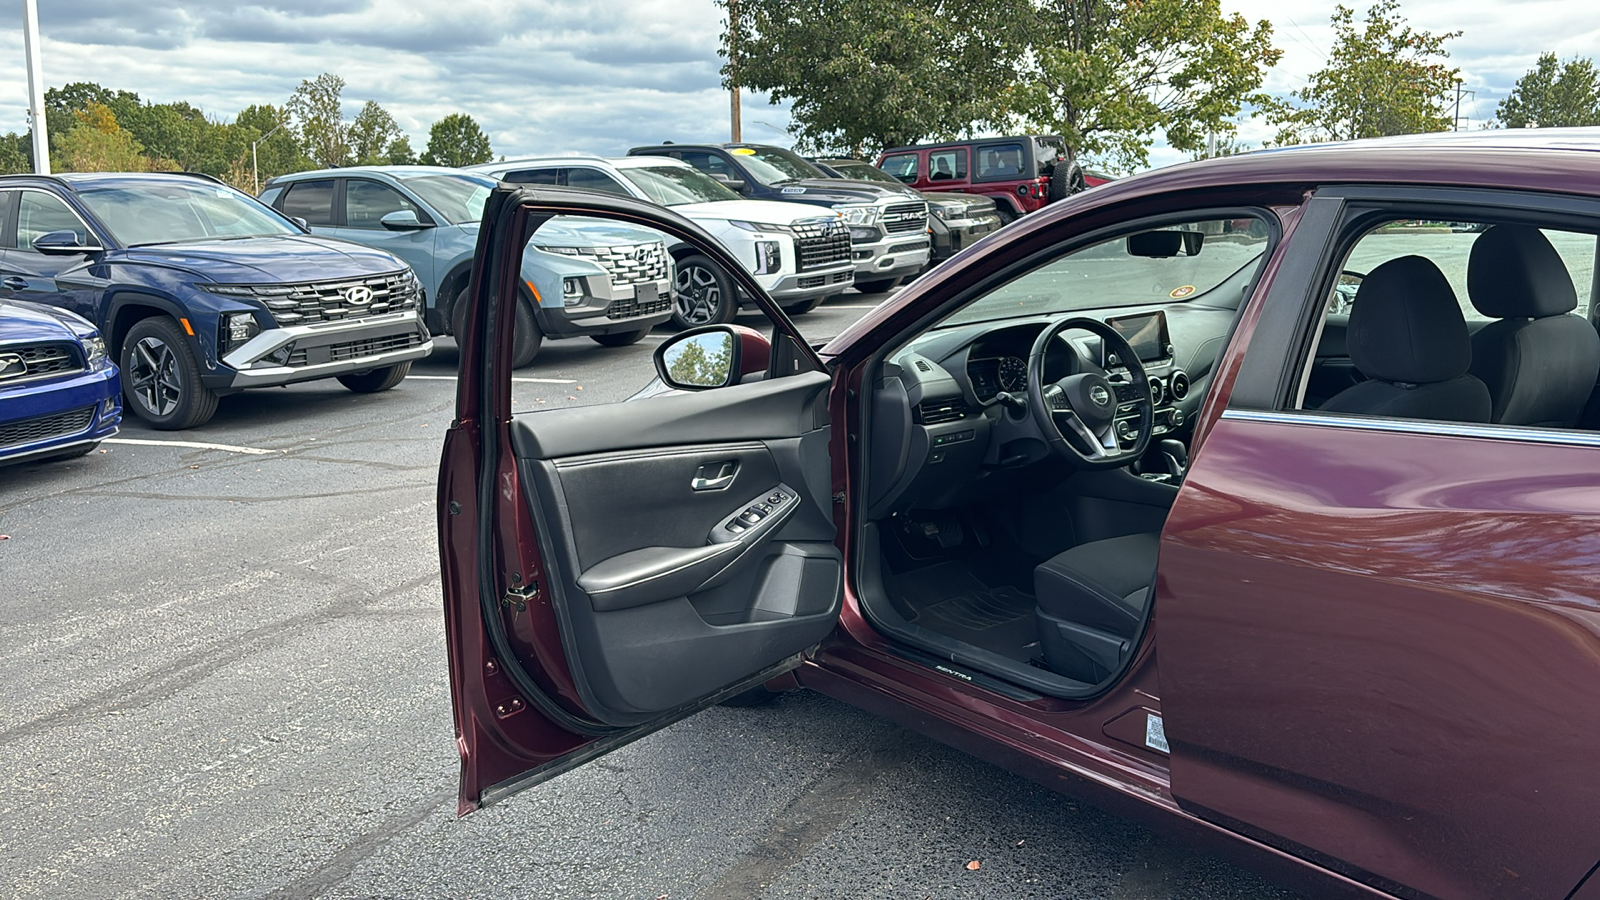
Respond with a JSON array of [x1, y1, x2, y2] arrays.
[[22, 0, 50, 174], [251, 122, 285, 194]]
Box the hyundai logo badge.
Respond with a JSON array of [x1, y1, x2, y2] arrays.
[[343, 285, 374, 306], [632, 246, 653, 264], [1089, 384, 1110, 406]]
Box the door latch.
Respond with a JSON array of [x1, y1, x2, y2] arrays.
[[501, 581, 539, 612], [692, 460, 738, 491]]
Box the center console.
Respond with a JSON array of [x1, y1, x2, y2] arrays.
[[1101, 310, 1190, 450]]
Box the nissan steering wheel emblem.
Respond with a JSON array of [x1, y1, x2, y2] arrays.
[[0, 352, 24, 379], [1089, 384, 1110, 407], [343, 285, 374, 306]]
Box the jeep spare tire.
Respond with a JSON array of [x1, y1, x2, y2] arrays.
[[1048, 159, 1084, 203]]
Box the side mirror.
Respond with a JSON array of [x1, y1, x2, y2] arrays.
[[709, 173, 748, 193], [654, 324, 771, 391], [1127, 229, 1204, 258], [290, 216, 310, 230], [380, 210, 432, 231], [33, 230, 101, 255], [1331, 270, 1364, 316]]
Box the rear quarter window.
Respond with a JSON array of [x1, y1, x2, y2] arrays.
[[880, 154, 918, 184], [975, 144, 1026, 181], [279, 180, 336, 226]]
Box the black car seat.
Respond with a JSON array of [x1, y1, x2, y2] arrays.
[[1320, 255, 1492, 423], [1465, 225, 1600, 427], [1034, 532, 1159, 684], [932, 158, 954, 180]]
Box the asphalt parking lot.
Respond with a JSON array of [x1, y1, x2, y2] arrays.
[[0, 290, 1298, 900]]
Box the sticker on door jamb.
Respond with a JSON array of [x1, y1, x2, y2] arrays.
[[1145, 712, 1170, 753]]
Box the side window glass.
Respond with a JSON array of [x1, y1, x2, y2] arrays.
[[279, 180, 336, 226], [258, 186, 283, 208], [927, 150, 966, 181], [880, 154, 918, 184], [976, 143, 1026, 180], [502, 169, 561, 186], [678, 152, 730, 179], [344, 180, 420, 230], [1299, 217, 1600, 430], [565, 168, 633, 197], [16, 191, 90, 251]]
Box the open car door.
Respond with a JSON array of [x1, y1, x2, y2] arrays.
[[439, 186, 845, 813]]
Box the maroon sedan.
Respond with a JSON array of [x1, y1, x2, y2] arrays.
[[440, 128, 1600, 900]]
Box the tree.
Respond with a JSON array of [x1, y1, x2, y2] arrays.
[[288, 73, 350, 167], [421, 114, 492, 167], [56, 103, 147, 172], [45, 82, 141, 151], [235, 103, 307, 183], [1015, 0, 1281, 172], [349, 101, 401, 166], [1498, 54, 1600, 128], [1264, 0, 1460, 144], [384, 135, 418, 165], [725, 0, 1033, 156], [0, 133, 31, 174]]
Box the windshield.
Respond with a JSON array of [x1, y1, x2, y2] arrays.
[[396, 173, 495, 225], [621, 165, 741, 206], [76, 181, 299, 246], [827, 161, 900, 185], [942, 217, 1271, 327], [733, 147, 825, 186]]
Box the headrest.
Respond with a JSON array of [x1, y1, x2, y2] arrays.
[[1468, 224, 1578, 318], [1348, 255, 1471, 384]]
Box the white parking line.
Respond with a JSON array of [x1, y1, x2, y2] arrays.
[[824, 304, 882, 310], [407, 375, 578, 384], [105, 438, 281, 456]]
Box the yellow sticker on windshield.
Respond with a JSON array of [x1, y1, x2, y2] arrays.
[[1169, 285, 1196, 299], [731, 148, 756, 155]]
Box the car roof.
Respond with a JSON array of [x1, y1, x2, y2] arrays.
[[472, 156, 696, 172], [270, 164, 470, 182], [0, 171, 226, 190], [879, 135, 1060, 154]]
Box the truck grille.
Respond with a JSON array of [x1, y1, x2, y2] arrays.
[[795, 271, 854, 290], [285, 332, 426, 367], [882, 202, 929, 234], [793, 218, 851, 271], [206, 270, 422, 326], [0, 405, 95, 450], [606, 294, 672, 320], [566, 242, 670, 287], [0, 342, 82, 383]]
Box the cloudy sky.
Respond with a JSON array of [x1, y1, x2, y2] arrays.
[[2, 0, 1597, 171]]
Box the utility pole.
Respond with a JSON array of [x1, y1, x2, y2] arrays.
[[21, 0, 50, 174], [251, 121, 286, 194], [727, 0, 742, 143], [1453, 81, 1475, 131]]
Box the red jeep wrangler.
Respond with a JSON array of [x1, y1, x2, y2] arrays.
[[876, 135, 1103, 223]]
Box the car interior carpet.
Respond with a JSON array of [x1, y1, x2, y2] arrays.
[[888, 561, 1040, 662]]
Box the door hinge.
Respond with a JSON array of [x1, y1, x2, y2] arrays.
[[501, 581, 539, 612], [832, 492, 846, 504]]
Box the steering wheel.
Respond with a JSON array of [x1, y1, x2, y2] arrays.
[[1026, 316, 1154, 469]]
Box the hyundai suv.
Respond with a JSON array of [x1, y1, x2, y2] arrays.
[[471, 156, 854, 327], [628, 143, 929, 294]]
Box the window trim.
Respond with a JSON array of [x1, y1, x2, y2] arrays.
[[1223, 407, 1600, 449], [11, 187, 102, 252], [278, 178, 342, 228]]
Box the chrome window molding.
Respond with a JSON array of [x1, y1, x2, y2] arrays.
[[1221, 408, 1600, 449]]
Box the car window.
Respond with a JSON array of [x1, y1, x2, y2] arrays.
[[564, 168, 632, 197], [13, 191, 91, 250], [394, 173, 495, 225], [880, 154, 918, 184], [1035, 137, 1067, 176], [73, 180, 298, 246], [677, 152, 734, 181], [501, 168, 561, 186], [828, 161, 901, 186], [727, 147, 825, 186], [939, 216, 1271, 327], [258, 186, 283, 207], [344, 180, 422, 230], [279, 180, 336, 226], [975, 143, 1026, 181], [618, 165, 740, 205], [929, 150, 967, 181]]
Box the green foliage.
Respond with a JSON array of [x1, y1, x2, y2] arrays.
[[235, 104, 308, 187], [349, 101, 402, 166], [288, 73, 351, 168], [385, 135, 418, 166], [665, 335, 733, 387], [1263, 0, 1460, 144], [56, 103, 148, 172], [421, 114, 493, 167], [1498, 54, 1600, 128], [0, 133, 31, 174], [725, 0, 1033, 156], [1016, 0, 1281, 172]]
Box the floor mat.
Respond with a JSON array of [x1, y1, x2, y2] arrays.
[[889, 562, 1039, 663]]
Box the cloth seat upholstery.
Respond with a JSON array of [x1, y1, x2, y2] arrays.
[[1033, 532, 1159, 682]]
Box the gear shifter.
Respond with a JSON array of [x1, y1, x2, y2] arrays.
[[1159, 439, 1188, 480]]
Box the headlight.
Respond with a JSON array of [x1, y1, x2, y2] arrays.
[[729, 220, 791, 234], [836, 205, 879, 226], [753, 241, 781, 275], [220, 312, 261, 353], [849, 227, 879, 243], [538, 245, 581, 256], [931, 206, 950, 220], [82, 335, 107, 364], [562, 277, 585, 305]]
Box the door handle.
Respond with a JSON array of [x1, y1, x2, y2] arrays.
[[692, 461, 738, 491], [1, 277, 26, 290]]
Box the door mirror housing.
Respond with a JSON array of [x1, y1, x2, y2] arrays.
[[380, 210, 432, 231], [33, 230, 101, 255], [289, 216, 310, 230], [654, 324, 771, 391], [709, 173, 747, 193]]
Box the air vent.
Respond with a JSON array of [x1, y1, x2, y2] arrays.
[[915, 359, 932, 372], [918, 399, 967, 425], [1169, 370, 1190, 401], [1148, 376, 1164, 406]]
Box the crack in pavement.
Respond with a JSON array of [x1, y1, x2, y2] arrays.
[[252, 790, 456, 900]]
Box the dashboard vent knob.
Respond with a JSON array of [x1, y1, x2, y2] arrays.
[[1147, 376, 1164, 406], [1169, 370, 1190, 401]]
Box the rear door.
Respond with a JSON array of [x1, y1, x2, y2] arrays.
[[440, 186, 843, 811], [0, 189, 109, 325]]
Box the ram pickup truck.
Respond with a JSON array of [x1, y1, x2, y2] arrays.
[[811, 158, 1003, 264]]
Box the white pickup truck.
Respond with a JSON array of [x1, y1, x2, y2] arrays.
[[469, 156, 856, 329]]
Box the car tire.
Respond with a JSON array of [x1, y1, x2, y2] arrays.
[[450, 285, 472, 345], [337, 362, 411, 393], [121, 317, 219, 430], [854, 277, 900, 295], [1048, 160, 1084, 202], [590, 328, 649, 347], [455, 286, 543, 367], [671, 255, 736, 330], [781, 296, 825, 315], [995, 203, 1019, 225]]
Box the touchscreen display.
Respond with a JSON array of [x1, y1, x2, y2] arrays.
[[1104, 312, 1168, 363]]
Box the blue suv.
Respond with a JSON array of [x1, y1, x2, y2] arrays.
[[0, 173, 432, 429], [262, 166, 674, 367], [0, 297, 121, 466]]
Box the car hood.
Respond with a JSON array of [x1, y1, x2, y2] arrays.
[[765, 178, 922, 206], [923, 193, 999, 215], [531, 216, 666, 248], [0, 297, 91, 344], [671, 199, 842, 225], [115, 235, 407, 284]]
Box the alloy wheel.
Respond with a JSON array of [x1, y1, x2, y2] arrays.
[[674, 265, 722, 326], [129, 335, 183, 417]]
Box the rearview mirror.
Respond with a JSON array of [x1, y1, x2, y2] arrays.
[[380, 210, 432, 231], [33, 230, 101, 255], [709, 173, 748, 193], [654, 324, 771, 391], [1127, 230, 1204, 258]]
